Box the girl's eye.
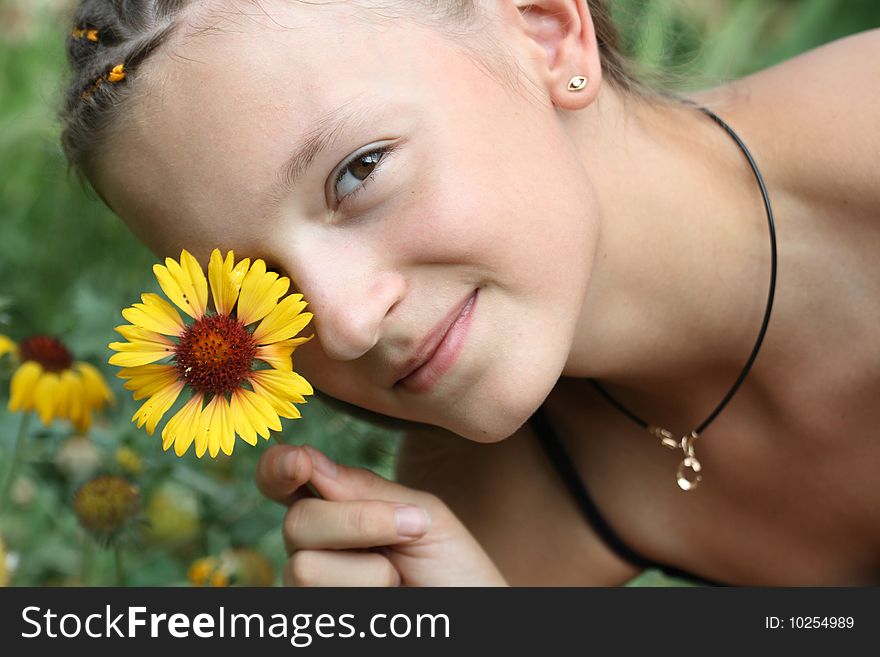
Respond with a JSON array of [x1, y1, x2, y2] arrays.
[[331, 143, 397, 207]]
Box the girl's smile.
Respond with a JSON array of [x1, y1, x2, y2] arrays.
[[395, 287, 479, 394]]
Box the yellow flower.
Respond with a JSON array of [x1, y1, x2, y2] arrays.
[[188, 556, 224, 587], [73, 475, 141, 537], [1, 333, 113, 431], [109, 249, 314, 458]]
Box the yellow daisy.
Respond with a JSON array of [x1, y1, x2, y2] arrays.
[[0, 333, 113, 431], [108, 249, 314, 458]]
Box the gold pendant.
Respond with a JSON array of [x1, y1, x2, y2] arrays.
[[647, 426, 703, 491]]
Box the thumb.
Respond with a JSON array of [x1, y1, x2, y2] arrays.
[[302, 444, 432, 507]]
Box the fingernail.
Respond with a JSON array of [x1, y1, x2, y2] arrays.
[[278, 450, 300, 480], [304, 445, 337, 478], [395, 504, 430, 539]]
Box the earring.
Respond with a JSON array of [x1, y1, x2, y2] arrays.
[[567, 75, 588, 92]]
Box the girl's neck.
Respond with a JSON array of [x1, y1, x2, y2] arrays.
[[562, 86, 775, 427]]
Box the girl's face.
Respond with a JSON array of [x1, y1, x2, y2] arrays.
[[100, 0, 600, 442]]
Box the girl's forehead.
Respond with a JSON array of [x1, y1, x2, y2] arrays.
[[167, 0, 403, 66], [142, 0, 438, 121]]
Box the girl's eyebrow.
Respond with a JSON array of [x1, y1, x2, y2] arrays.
[[273, 99, 366, 194]]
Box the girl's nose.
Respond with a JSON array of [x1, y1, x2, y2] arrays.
[[300, 267, 406, 362]]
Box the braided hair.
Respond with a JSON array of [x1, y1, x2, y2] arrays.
[[61, 0, 192, 184]]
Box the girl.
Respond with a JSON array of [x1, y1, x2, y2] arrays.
[[60, 0, 880, 586]]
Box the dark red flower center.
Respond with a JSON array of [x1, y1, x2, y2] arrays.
[[174, 314, 256, 396], [19, 335, 74, 372]]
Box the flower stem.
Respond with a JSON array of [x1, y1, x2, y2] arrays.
[[114, 544, 126, 587], [0, 412, 32, 516]]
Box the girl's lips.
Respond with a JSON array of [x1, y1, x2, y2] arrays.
[[397, 289, 478, 394]]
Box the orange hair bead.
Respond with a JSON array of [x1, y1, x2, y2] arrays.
[[71, 27, 99, 42], [107, 64, 126, 83]]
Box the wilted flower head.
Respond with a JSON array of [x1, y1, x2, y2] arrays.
[[1, 334, 113, 430], [73, 475, 140, 539], [108, 249, 314, 458]]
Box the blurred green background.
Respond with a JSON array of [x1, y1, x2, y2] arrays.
[[0, 0, 877, 587]]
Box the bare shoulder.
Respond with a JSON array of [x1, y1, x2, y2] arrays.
[[395, 421, 640, 586], [703, 29, 880, 210]]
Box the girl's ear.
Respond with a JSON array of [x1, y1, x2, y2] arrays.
[[502, 0, 602, 109]]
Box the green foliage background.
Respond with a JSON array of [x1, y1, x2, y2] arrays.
[[0, 0, 877, 587]]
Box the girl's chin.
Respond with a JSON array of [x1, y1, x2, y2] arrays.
[[438, 403, 538, 444]]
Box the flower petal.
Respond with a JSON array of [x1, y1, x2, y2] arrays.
[[251, 292, 313, 345], [33, 372, 61, 425], [122, 293, 186, 336], [65, 371, 93, 432], [113, 324, 175, 345], [75, 362, 115, 407], [229, 390, 258, 446], [118, 364, 179, 401], [111, 325, 175, 366], [202, 395, 235, 458], [9, 361, 43, 412], [0, 334, 16, 359], [250, 368, 314, 399], [161, 394, 205, 457], [131, 379, 184, 435], [108, 330, 176, 367], [231, 387, 282, 445], [248, 369, 312, 419], [152, 250, 209, 319], [236, 259, 290, 326], [208, 249, 251, 316], [254, 336, 313, 371], [75, 409, 93, 433], [58, 369, 85, 427]]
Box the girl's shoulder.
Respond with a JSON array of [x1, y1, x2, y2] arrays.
[[698, 28, 880, 213]]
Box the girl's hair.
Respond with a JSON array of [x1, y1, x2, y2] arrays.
[[60, 0, 639, 188]]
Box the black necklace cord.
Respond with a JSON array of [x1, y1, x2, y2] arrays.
[[588, 104, 778, 490]]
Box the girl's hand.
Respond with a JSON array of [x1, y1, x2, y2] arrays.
[[255, 444, 508, 587]]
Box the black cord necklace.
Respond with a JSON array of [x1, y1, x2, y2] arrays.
[[589, 104, 778, 492]]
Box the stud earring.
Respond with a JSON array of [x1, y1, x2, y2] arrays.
[[567, 75, 588, 92]]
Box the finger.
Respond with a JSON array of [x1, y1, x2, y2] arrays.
[[254, 444, 315, 505], [284, 549, 401, 587], [302, 444, 436, 507], [284, 497, 431, 553]]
